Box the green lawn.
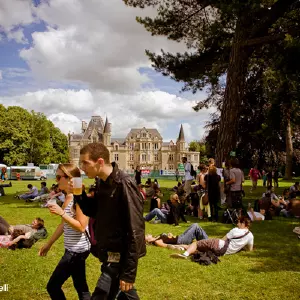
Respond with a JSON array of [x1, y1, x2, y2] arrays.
[[0, 178, 300, 300]]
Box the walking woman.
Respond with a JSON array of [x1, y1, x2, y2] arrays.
[[39, 163, 91, 300], [204, 166, 221, 222]]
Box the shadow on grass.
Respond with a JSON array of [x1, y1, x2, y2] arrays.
[[241, 220, 300, 273]]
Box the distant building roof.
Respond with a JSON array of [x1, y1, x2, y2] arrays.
[[71, 134, 83, 140], [177, 124, 185, 141], [82, 116, 104, 140], [111, 137, 126, 145], [126, 128, 162, 140]]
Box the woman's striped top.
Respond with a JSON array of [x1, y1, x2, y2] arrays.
[[63, 198, 90, 253]]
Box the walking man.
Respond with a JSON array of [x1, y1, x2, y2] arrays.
[[76, 142, 146, 300], [182, 157, 194, 198], [249, 166, 261, 192]]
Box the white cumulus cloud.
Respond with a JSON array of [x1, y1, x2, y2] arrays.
[[48, 112, 81, 134], [18, 0, 186, 92], [0, 88, 213, 141]]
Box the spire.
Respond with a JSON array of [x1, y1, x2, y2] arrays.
[[103, 117, 111, 134], [178, 124, 185, 141]]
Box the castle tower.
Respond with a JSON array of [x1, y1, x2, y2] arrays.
[[103, 117, 111, 146], [177, 124, 185, 152]]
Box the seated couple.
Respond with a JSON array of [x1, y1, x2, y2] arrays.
[[144, 193, 187, 226], [16, 183, 47, 202], [171, 216, 253, 259], [0, 216, 47, 249]]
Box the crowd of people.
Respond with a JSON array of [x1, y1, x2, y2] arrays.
[[0, 142, 299, 300]]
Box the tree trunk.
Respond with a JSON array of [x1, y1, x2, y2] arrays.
[[215, 26, 250, 166], [285, 111, 293, 180]]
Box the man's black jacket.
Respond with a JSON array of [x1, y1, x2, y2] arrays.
[[76, 163, 146, 283]]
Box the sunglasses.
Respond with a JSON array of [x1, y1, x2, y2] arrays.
[[56, 174, 68, 181]]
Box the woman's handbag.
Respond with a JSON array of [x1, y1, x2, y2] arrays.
[[202, 191, 209, 206]]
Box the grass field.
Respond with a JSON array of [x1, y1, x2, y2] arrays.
[[0, 178, 300, 300]]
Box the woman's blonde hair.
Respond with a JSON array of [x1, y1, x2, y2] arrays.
[[208, 166, 217, 175], [170, 193, 180, 202], [58, 163, 81, 178]]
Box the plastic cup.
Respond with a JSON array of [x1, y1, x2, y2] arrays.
[[47, 199, 57, 206], [72, 177, 82, 195]]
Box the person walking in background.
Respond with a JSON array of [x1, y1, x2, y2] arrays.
[[273, 169, 279, 188], [175, 169, 179, 182], [261, 169, 267, 187], [249, 166, 261, 193], [39, 163, 91, 300], [204, 166, 221, 222], [182, 156, 194, 199], [267, 170, 273, 187], [226, 159, 244, 210], [76, 143, 145, 300], [135, 165, 142, 185]]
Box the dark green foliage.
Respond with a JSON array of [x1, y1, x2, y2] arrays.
[[0, 105, 69, 165], [124, 0, 300, 164]]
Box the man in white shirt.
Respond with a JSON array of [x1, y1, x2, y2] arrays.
[[170, 216, 253, 259], [182, 157, 194, 197]]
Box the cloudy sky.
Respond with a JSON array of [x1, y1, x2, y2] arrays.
[[0, 0, 214, 142]]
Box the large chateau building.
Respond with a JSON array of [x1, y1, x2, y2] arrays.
[[68, 116, 200, 171]]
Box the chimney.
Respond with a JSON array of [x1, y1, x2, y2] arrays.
[[82, 121, 87, 133]]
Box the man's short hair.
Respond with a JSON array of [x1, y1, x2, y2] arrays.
[[27, 184, 33, 189], [35, 217, 45, 229], [231, 158, 240, 168], [41, 182, 46, 187], [80, 142, 110, 164]]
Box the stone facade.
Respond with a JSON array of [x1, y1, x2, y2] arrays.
[[69, 116, 200, 171]]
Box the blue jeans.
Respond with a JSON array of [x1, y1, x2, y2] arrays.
[[144, 208, 167, 223], [20, 194, 36, 200], [47, 249, 90, 300], [177, 223, 208, 245]]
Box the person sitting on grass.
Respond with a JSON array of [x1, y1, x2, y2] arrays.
[[29, 182, 50, 202], [289, 182, 300, 199], [138, 183, 146, 202], [40, 185, 66, 208], [149, 187, 162, 211], [144, 193, 187, 225], [17, 184, 39, 202], [170, 216, 253, 259], [145, 223, 208, 250]]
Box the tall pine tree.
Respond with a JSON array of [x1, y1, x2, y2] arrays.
[[124, 0, 300, 165]]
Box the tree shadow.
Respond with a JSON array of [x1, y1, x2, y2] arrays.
[[239, 221, 300, 273]]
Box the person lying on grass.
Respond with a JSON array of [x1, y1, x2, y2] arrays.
[[0, 229, 27, 248], [145, 223, 208, 250], [0, 216, 45, 236], [171, 216, 253, 259], [247, 207, 265, 221]]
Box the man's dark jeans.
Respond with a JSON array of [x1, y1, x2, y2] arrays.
[[47, 249, 91, 300], [91, 262, 139, 300]]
